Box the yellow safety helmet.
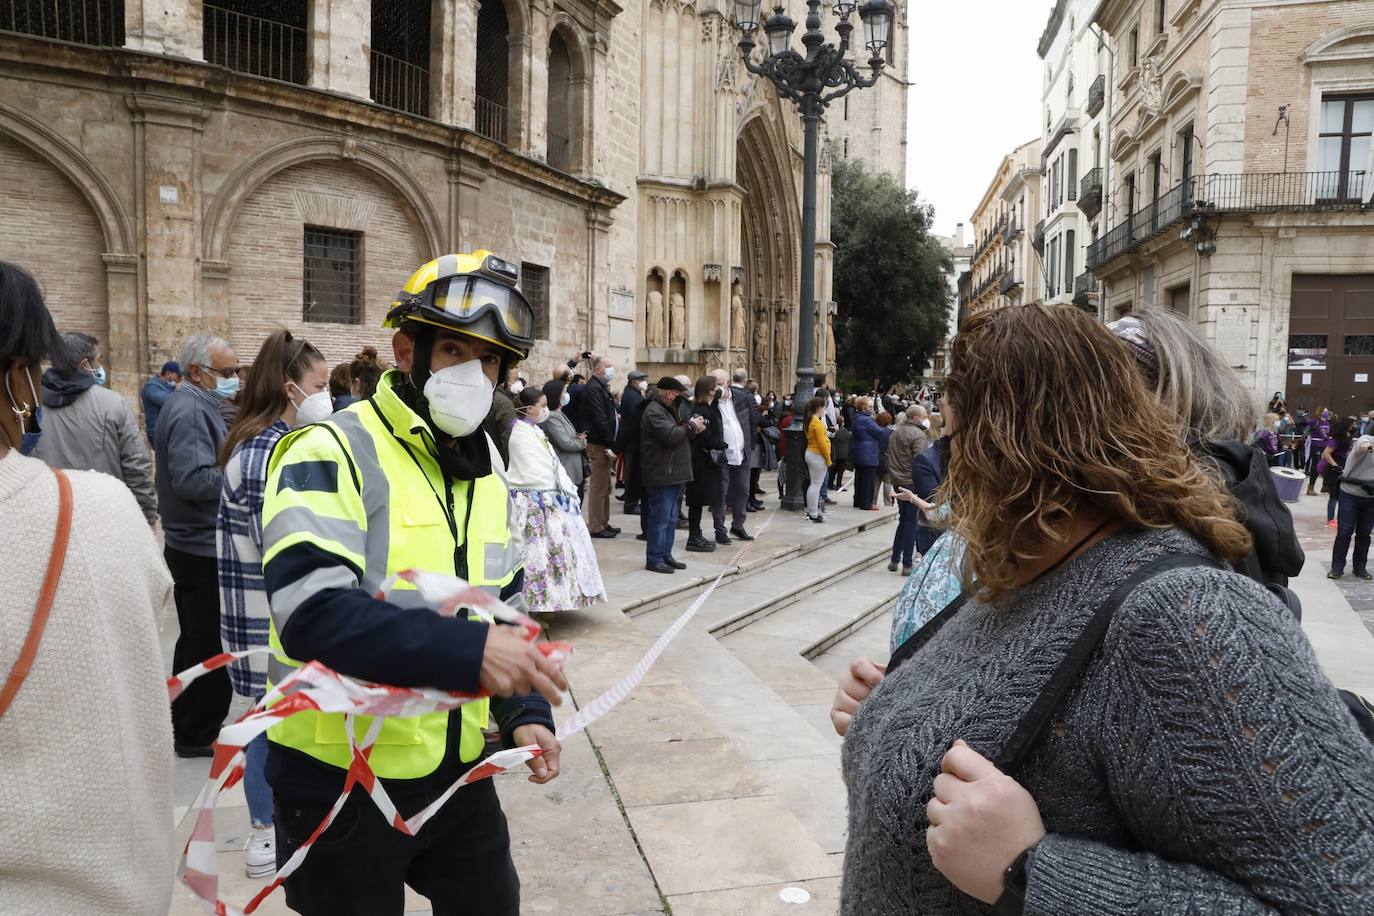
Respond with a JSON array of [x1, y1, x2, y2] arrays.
[[385, 251, 536, 360]]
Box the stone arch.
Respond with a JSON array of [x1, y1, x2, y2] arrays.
[[0, 100, 133, 254], [203, 135, 444, 263], [546, 17, 590, 172], [1301, 24, 1374, 64]]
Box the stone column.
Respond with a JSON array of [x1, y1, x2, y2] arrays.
[[586, 208, 614, 355], [307, 0, 372, 101], [527, 0, 551, 160], [101, 254, 142, 396], [433, 0, 478, 128], [127, 95, 210, 366], [124, 0, 203, 60]]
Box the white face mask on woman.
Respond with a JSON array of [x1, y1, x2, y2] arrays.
[[423, 358, 494, 438], [290, 382, 334, 426]]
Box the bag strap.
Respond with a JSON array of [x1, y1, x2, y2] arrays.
[[994, 552, 1220, 772], [888, 591, 970, 673], [0, 467, 73, 719]]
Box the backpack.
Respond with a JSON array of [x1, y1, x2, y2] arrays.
[[888, 554, 1374, 767], [1206, 440, 1307, 619]]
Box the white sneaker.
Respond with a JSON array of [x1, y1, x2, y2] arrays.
[[244, 826, 277, 879]]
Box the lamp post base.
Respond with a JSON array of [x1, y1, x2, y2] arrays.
[[781, 426, 809, 511]]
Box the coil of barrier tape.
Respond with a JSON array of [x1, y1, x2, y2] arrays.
[[171, 512, 773, 913]]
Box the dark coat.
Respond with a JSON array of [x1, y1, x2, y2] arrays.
[[583, 374, 618, 447], [728, 384, 759, 442], [912, 443, 944, 528], [850, 412, 886, 468], [686, 401, 726, 507], [640, 396, 694, 487], [616, 384, 646, 452]]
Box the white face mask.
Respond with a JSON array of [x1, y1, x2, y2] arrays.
[[290, 382, 334, 427], [423, 358, 494, 439], [919, 419, 930, 430], [509, 380, 525, 395], [560, 391, 571, 408], [754, 393, 762, 405], [524, 405, 550, 424], [637, 380, 648, 393]]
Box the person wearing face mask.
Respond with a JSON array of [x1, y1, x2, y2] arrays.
[[155, 331, 240, 758], [35, 330, 157, 526], [884, 403, 931, 574], [0, 267, 178, 912], [258, 252, 566, 915], [540, 378, 588, 501], [507, 387, 606, 614], [582, 354, 621, 539], [216, 329, 331, 879]]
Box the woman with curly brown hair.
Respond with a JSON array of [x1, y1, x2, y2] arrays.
[[840, 304, 1374, 915]]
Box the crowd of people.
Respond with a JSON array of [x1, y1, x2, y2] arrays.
[[6, 242, 1374, 916]]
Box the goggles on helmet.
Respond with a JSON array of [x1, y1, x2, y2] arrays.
[[389, 276, 536, 358]]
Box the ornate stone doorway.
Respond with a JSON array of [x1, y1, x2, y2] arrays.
[[737, 115, 799, 396]]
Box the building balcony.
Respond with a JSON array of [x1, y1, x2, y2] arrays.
[[1072, 271, 1098, 307], [1, 0, 122, 45], [973, 214, 1007, 263], [1086, 74, 1105, 118], [999, 269, 1023, 295], [370, 50, 430, 117], [1087, 170, 1369, 271], [1002, 218, 1022, 245], [475, 94, 508, 144], [204, 4, 308, 85], [1077, 167, 1103, 219], [1032, 219, 1045, 255]]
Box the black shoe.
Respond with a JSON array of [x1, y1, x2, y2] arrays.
[[625, 504, 641, 515], [1329, 569, 1345, 579], [605, 525, 622, 535], [592, 528, 618, 539], [175, 742, 215, 759], [665, 556, 687, 569], [747, 500, 765, 512], [715, 531, 732, 545], [636, 532, 648, 541], [645, 561, 675, 574], [729, 528, 754, 541], [676, 518, 690, 530], [902, 565, 913, 575], [686, 535, 716, 552], [1358, 570, 1373, 581], [824, 497, 837, 506], [809, 514, 824, 523], [887, 561, 899, 572]]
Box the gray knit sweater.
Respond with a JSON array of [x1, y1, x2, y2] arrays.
[[841, 527, 1374, 915]]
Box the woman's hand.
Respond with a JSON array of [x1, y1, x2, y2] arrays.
[[830, 657, 886, 736], [927, 740, 1046, 904]]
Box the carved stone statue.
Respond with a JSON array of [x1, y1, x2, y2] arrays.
[[753, 308, 769, 364], [647, 290, 665, 347], [813, 310, 822, 362], [774, 312, 789, 363], [826, 315, 836, 364], [1140, 56, 1163, 112], [730, 287, 747, 351], [669, 291, 687, 348]]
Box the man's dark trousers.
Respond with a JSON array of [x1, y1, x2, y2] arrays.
[[166, 544, 231, 747], [275, 780, 519, 915]]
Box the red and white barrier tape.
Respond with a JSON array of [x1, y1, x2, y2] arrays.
[[172, 516, 772, 913]]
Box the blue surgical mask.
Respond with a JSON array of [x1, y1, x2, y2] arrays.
[[6, 370, 42, 455], [210, 375, 240, 400], [19, 408, 42, 456], [91, 365, 106, 387], [560, 391, 570, 408], [603, 367, 616, 383]]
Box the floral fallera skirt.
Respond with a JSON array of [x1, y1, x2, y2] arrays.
[[511, 488, 607, 613]]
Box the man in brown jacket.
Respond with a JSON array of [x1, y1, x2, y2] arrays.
[[886, 404, 930, 573]]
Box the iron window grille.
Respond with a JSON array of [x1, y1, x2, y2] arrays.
[[203, 0, 307, 85], [520, 263, 549, 341], [1, 0, 123, 45], [303, 227, 363, 325], [370, 0, 430, 116]]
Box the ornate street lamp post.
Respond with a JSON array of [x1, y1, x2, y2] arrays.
[[733, 0, 892, 510]]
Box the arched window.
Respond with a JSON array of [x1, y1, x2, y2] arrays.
[[547, 30, 573, 170], [475, 1, 510, 143]]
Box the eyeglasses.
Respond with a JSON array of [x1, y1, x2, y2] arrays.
[[197, 363, 242, 379]]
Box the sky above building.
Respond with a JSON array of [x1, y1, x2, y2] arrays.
[[904, 0, 1051, 238]]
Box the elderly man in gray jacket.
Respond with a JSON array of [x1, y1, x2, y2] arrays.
[[156, 332, 239, 758], [36, 331, 157, 526], [886, 404, 930, 574]]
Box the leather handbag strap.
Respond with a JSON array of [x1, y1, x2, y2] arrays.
[[0, 467, 73, 719]]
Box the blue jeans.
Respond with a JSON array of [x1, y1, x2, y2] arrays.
[[645, 484, 683, 565], [1332, 490, 1374, 575], [892, 500, 920, 566], [245, 730, 274, 828]]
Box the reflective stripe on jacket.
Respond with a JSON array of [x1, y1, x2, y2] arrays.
[[261, 370, 521, 779]]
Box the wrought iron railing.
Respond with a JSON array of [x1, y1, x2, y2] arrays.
[[1032, 218, 1045, 255], [973, 214, 1007, 263], [1088, 170, 1369, 269], [1, 0, 122, 45], [370, 50, 429, 117], [474, 94, 507, 143], [1002, 218, 1021, 245], [1086, 74, 1105, 117], [547, 130, 571, 171], [1078, 167, 1103, 218], [999, 268, 1022, 295], [203, 4, 307, 84], [1072, 270, 1098, 306]]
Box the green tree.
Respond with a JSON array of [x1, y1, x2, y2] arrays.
[[830, 158, 952, 391]]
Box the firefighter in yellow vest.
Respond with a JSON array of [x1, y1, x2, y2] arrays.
[[260, 251, 566, 915]]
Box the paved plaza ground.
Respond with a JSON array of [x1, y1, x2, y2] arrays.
[[164, 485, 1374, 915]]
